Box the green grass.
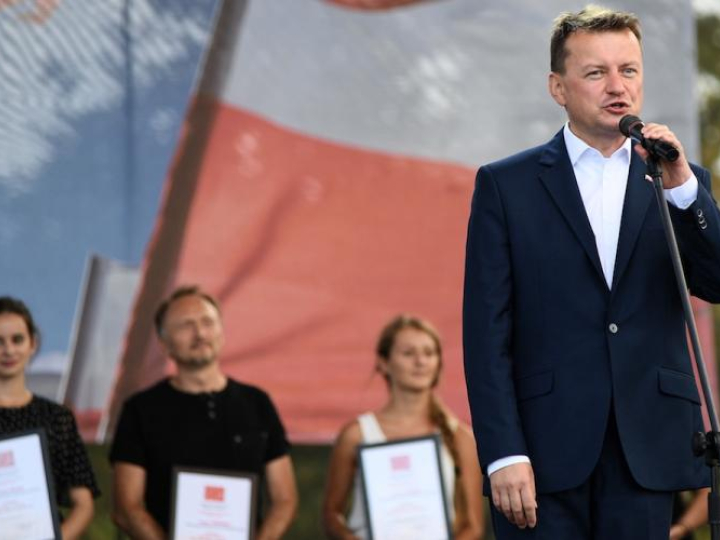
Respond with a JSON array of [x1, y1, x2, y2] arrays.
[[83, 444, 116, 539]]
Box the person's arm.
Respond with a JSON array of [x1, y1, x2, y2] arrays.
[[49, 406, 100, 539], [454, 425, 486, 540], [59, 486, 94, 540], [111, 461, 166, 540], [670, 488, 710, 540], [256, 455, 297, 540], [634, 123, 720, 302], [463, 166, 536, 529], [669, 167, 720, 302], [322, 421, 362, 540]]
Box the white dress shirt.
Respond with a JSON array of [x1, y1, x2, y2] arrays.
[[487, 124, 699, 477]]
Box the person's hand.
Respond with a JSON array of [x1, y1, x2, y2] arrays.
[[669, 523, 691, 540], [490, 462, 537, 529], [633, 123, 693, 189]]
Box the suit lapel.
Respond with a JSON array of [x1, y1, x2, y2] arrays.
[[538, 131, 606, 288], [611, 151, 654, 290]]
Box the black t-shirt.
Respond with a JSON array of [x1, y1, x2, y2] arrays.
[[109, 378, 290, 532], [0, 395, 101, 507]]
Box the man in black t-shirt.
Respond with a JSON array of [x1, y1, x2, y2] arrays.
[[109, 286, 297, 539]]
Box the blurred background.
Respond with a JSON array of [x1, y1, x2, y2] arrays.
[[1, 0, 719, 537]]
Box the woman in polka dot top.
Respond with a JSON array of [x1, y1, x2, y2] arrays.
[[0, 296, 100, 540]]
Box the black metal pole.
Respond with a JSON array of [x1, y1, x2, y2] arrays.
[[646, 155, 720, 538]]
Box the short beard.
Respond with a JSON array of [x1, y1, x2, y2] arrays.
[[173, 356, 214, 370]]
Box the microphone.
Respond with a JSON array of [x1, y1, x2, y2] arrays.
[[619, 115, 679, 162]]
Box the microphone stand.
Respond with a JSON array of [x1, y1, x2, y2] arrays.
[[646, 155, 720, 538]]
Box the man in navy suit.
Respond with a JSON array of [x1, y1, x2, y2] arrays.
[[463, 5, 720, 538]]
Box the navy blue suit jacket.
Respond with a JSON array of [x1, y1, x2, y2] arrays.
[[463, 129, 720, 494]]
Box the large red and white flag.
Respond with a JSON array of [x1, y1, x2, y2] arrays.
[[104, 0, 715, 442]]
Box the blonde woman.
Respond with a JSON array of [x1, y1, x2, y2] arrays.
[[323, 314, 485, 539]]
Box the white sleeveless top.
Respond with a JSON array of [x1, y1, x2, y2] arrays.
[[346, 412, 457, 539]]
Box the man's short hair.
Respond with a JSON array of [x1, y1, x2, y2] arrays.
[[550, 4, 642, 74], [154, 285, 222, 337]]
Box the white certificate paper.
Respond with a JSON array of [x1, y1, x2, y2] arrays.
[[0, 429, 60, 540], [170, 468, 257, 540], [359, 435, 452, 540]]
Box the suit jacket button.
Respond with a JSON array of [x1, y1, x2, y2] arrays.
[[697, 209, 704, 217], [608, 323, 619, 334]]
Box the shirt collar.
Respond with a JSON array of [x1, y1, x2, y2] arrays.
[[563, 123, 631, 166]]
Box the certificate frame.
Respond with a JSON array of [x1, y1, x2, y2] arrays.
[[169, 466, 258, 540], [358, 434, 453, 540], [0, 428, 61, 540]]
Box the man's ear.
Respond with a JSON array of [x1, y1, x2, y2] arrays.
[[548, 72, 566, 107], [157, 331, 170, 354]]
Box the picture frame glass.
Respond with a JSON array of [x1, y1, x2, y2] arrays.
[[0, 429, 61, 540], [358, 434, 452, 540], [169, 467, 258, 540]]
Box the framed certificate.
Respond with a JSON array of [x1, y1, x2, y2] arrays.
[[169, 467, 258, 540], [358, 434, 452, 540], [0, 428, 61, 540]]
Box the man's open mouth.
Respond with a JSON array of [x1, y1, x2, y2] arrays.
[[605, 101, 629, 112]]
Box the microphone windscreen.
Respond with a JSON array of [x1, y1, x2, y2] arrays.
[[619, 115, 642, 136]]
